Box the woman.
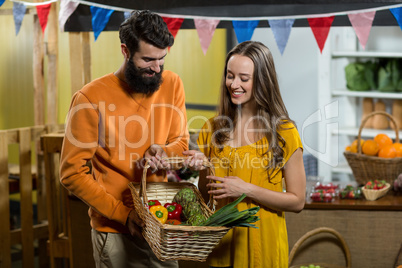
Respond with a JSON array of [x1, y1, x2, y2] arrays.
[[184, 41, 306, 268]]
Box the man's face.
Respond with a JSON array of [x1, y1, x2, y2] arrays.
[[124, 40, 168, 94]]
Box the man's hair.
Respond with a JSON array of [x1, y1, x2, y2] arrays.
[[119, 10, 174, 56]]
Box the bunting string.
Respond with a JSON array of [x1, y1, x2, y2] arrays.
[[10, 0, 57, 6], [72, 1, 402, 21], [2, 0, 402, 55]]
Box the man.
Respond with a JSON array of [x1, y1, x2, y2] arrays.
[[60, 10, 188, 268]]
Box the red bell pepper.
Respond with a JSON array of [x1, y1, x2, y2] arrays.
[[164, 202, 182, 221], [148, 200, 161, 208]]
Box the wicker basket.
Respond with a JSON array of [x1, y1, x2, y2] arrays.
[[343, 111, 402, 185], [289, 227, 351, 268], [362, 183, 391, 201], [128, 157, 230, 262]]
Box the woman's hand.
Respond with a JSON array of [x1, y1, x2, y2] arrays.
[[206, 175, 251, 199], [182, 150, 208, 171]]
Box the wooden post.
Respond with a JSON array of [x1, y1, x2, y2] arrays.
[[19, 128, 35, 268], [47, 4, 58, 125], [0, 131, 11, 268], [33, 15, 45, 126], [82, 32, 92, 86], [69, 32, 91, 96]]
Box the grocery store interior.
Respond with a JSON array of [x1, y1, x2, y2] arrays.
[[1, 1, 401, 267]]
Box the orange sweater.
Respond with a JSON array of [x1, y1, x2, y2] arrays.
[[60, 71, 189, 233]]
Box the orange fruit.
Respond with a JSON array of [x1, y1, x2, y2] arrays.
[[392, 142, 402, 157], [362, 139, 379, 156], [374, 133, 393, 150], [378, 144, 397, 158], [345, 145, 351, 152], [350, 139, 364, 153]]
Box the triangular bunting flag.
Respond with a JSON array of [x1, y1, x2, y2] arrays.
[[348, 11, 375, 50], [13, 2, 26, 35], [390, 7, 402, 31], [232, 20, 259, 43], [59, 0, 79, 32], [308, 16, 335, 53], [194, 18, 220, 55], [36, 3, 52, 34], [0, 0, 5, 7], [268, 19, 295, 55], [162, 17, 184, 39], [90, 6, 114, 41]]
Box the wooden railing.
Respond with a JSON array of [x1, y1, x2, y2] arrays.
[[0, 125, 63, 268]]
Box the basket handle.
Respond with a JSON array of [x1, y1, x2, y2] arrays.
[[288, 227, 351, 268], [139, 156, 215, 206], [357, 111, 400, 154]]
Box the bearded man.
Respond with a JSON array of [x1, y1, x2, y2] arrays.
[[60, 10, 188, 268]]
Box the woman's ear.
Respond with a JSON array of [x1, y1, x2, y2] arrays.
[[121, 44, 130, 59]]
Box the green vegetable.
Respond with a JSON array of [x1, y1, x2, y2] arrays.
[[345, 62, 371, 91], [183, 202, 203, 220], [188, 213, 207, 226], [201, 194, 260, 228], [172, 188, 198, 209]]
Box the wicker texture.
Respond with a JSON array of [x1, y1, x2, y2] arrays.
[[362, 183, 391, 201], [128, 157, 230, 262], [344, 111, 402, 185], [289, 227, 352, 268]]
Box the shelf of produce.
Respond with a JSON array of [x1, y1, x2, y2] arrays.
[[332, 51, 402, 58], [331, 89, 402, 99], [333, 127, 401, 139], [304, 191, 402, 211]]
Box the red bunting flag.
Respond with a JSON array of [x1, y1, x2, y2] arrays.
[[36, 3, 52, 34], [162, 17, 184, 39], [308, 16, 335, 53]]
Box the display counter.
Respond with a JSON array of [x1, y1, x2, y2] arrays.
[[286, 191, 402, 268]]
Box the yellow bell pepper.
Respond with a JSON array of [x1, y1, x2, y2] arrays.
[[149, 205, 168, 224]]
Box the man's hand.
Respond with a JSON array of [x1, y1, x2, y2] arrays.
[[126, 210, 145, 239], [144, 144, 169, 172]]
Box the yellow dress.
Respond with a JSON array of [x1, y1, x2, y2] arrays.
[[197, 120, 303, 268]]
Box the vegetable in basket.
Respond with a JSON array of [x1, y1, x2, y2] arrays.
[[172, 187, 198, 208], [149, 205, 168, 224], [164, 202, 182, 221], [166, 219, 182, 225], [172, 188, 207, 225], [147, 199, 161, 208], [202, 194, 260, 228]]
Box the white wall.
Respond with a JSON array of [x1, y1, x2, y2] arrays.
[[252, 27, 320, 152]]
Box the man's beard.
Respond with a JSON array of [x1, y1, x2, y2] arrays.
[[124, 58, 163, 95]]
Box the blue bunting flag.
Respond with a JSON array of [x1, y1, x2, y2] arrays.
[[268, 19, 295, 55], [13, 2, 27, 35], [390, 7, 402, 31], [90, 6, 114, 41], [232, 20, 259, 43]]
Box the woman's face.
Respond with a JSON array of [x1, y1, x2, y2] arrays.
[[225, 54, 254, 107]]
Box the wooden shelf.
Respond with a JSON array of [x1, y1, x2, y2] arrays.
[[331, 163, 352, 174], [332, 51, 402, 58], [331, 90, 402, 99], [333, 127, 401, 139], [305, 191, 402, 211]]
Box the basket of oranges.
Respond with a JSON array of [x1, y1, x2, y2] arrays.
[[344, 111, 402, 185]]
